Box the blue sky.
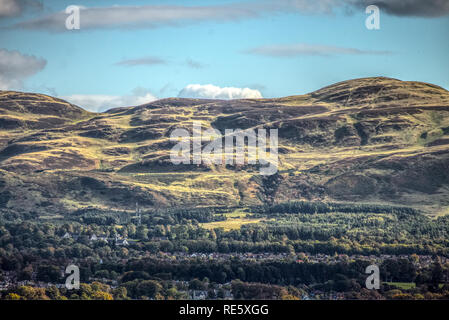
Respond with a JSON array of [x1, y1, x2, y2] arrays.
[[0, 0, 448, 111]]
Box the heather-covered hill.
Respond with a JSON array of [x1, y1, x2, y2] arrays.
[[1, 77, 449, 216]]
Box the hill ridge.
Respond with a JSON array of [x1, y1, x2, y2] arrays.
[[1, 77, 449, 216]]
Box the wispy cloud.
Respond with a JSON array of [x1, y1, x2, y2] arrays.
[[0, 48, 46, 90], [7, 0, 448, 31], [349, 0, 449, 17], [115, 56, 167, 67], [11, 3, 265, 31], [115, 56, 206, 69], [185, 58, 206, 69], [0, 0, 43, 18], [282, 0, 449, 17], [245, 43, 391, 57], [178, 84, 263, 100], [0, 0, 21, 17]]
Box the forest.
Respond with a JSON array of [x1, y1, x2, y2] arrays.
[[1, 201, 449, 300]]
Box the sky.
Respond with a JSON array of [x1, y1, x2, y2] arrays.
[[0, 0, 448, 112]]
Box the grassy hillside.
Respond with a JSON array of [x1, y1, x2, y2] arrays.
[[1, 77, 449, 216]]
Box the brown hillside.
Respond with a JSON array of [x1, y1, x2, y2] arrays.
[[1, 77, 449, 216]]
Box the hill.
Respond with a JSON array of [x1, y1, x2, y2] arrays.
[[1, 77, 449, 216]]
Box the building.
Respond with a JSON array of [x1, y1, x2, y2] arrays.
[[116, 239, 129, 246], [90, 234, 109, 243]]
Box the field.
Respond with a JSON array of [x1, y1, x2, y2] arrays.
[[200, 217, 264, 231], [384, 282, 416, 290]]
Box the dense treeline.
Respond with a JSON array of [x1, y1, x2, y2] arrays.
[[254, 201, 420, 215], [0, 255, 424, 288], [67, 206, 228, 226], [4, 254, 448, 300], [1, 205, 449, 266]]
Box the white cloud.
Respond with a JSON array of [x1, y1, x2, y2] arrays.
[[0, 48, 46, 90], [62, 88, 158, 112], [178, 84, 263, 100], [245, 43, 391, 57]]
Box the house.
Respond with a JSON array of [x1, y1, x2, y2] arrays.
[[151, 236, 168, 241], [62, 232, 80, 240], [190, 290, 208, 300], [222, 290, 233, 300], [90, 234, 108, 243], [116, 239, 129, 246]]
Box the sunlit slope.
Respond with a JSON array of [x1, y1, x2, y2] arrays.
[[1, 77, 449, 215]]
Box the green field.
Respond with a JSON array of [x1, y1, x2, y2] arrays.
[[384, 282, 416, 290]]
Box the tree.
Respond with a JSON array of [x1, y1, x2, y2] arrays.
[[113, 287, 128, 300], [5, 293, 21, 300], [46, 286, 64, 300], [189, 279, 206, 291], [17, 286, 49, 300], [91, 291, 113, 300], [136, 280, 162, 299], [431, 262, 444, 291]]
